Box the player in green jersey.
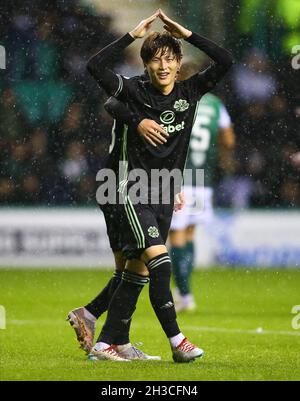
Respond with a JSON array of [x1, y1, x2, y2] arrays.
[[169, 64, 235, 312]]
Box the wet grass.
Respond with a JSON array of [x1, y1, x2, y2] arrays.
[[1, 268, 300, 381]]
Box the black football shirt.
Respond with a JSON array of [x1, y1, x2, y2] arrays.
[[88, 32, 233, 199]]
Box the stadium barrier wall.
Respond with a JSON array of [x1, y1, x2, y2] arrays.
[[0, 208, 300, 268]]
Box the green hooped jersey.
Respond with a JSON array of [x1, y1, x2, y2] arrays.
[[184, 93, 224, 187]]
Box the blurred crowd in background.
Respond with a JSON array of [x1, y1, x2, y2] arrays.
[[0, 0, 299, 208]]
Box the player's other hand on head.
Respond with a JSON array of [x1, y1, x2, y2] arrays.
[[137, 119, 169, 147], [174, 191, 185, 212], [129, 10, 159, 39], [158, 9, 192, 39]]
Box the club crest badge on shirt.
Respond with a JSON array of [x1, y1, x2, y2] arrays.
[[148, 226, 160, 238], [174, 99, 190, 112]]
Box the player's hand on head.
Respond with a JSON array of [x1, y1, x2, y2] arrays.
[[158, 9, 192, 39], [291, 152, 300, 169], [174, 191, 185, 212], [137, 119, 169, 147], [129, 11, 159, 39]]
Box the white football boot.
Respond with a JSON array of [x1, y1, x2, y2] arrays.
[[89, 344, 130, 362], [115, 343, 161, 361], [172, 338, 204, 363]]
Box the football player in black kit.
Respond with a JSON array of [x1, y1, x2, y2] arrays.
[[67, 96, 176, 360], [75, 9, 233, 362]]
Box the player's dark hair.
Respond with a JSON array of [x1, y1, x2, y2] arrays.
[[140, 31, 183, 64]]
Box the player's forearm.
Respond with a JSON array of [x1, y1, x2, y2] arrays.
[[86, 33, 135, 95], [104, 97, 143, 131], [185, 32, 233, 69]]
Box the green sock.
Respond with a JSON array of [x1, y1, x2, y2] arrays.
[[170, 246, 190, 295], [185, 241, 195, 277]]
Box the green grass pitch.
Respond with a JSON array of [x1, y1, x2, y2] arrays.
[[1, 268, 300, 381]]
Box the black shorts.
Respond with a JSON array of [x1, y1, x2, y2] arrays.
[[100, 203, 124, 253], [118, 199, 174, 259]]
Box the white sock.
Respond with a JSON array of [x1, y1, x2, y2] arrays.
[[93, 341, 110, 351], [169, 332, 185, 348], [83, 308, 97, 322]]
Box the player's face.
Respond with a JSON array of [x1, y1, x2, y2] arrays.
[[145, 49, 181, 94]]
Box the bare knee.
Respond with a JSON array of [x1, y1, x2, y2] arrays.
[[113, 251, 126, 271], [141, 245, 168, 264], [185, 225, 196, 242], [126, 259, 148, 276], [169, 230, 187, 247]]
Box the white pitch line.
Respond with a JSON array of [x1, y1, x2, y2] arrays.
[[8, 319, 63, 325], [6, 320, 300, 337], [185, 325, 300, 337]]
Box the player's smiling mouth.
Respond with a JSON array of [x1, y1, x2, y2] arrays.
[[157, 72, 169, 79]]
